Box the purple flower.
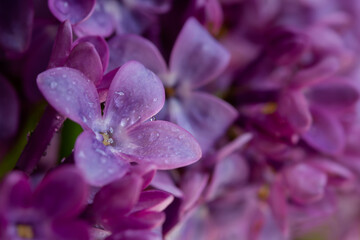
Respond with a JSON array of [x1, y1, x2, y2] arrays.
[[91, 171, 173, 240], [107, 17, 238, 152], [37, 61, 202, 186], [0, 166, 89, 240]]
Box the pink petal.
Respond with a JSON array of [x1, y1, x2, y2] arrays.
[[107, 35, 167, 74], [169, 92, 237, 152], [302, 107, 345, 155], [132, 190, 174, 213], [37, 67, 101, 130], [284, 163, 327, 204], [48, 20, 73, 68], [0, 0, 34, 55], [150, 171, 183, 198], [306, 81, 359, 110], [66, 42, 103, 85], [123, 0, 171, 13], [0, 74, 19, 140], [74, 36, 110, 74], [74, 131, 130, 187], [33, 166, 88, 219], [0, 171, 31, 210], [124, 121, 202, 169], [48, 0, 96, 25], [73, 0, 115, 38], [104, 61, 165, 129], [169, 18, 230, 88], [93, 174, 143, 219]]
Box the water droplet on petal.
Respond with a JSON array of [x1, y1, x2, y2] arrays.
[[115, 91, 124, 96], [62, 74, 67, 78], [178, 134, 184, 139], [150, 117, 156, 121], [50, 82, 57, 89], [55, 0, 70, 14], [153, 98, 158, 102]]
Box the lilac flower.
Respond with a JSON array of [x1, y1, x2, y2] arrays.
[[37, 61, 201, 186], [107, 17, 238, 152], [0, 0, 34, 57], [0, 166, 89, 240]]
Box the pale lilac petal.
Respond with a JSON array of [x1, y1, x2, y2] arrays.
[[98, 67, 118, 102], [0, 172, 31, 210], [48, 0, 95, 24], [129, 164, 157, 189], [180, 171, 209, 215], [302, 107, 345, 155], [74, 0, 114, 38], [104, 61, 165, 128], [109, 211, 165, 231], [124, 121, 202, 169], [93, 174, 143, 219], [132, 190, 174, 212], [0, 75, 19, 140], [169, 18, 230, 88], [66, 42, 103, 85], [169, 92, 237, 152], [277, 90, 312, 134], [37, 67, 101, 130], [33, 166, 88, 219], [74, 36, 110, 73], [150, 171, 183, 198], [290, 57, 339, 89], [0, 0, 34, 55], [123, 0, 171, 13], [107, 35, 167, 74], [310, 158, 355, 189], [284, 163, 327, 204], [74, 131, 130, 187], [49, 20, 73, 68], [306, 81, 359, 110]]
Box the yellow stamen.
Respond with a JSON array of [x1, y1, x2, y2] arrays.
[[17, 224, 34, 239], [101, 132, 112, 146], [262, 102, 277, 114], [257, 185, 270, 201]]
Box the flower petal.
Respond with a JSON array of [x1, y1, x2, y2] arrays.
[[124, 121, 202, 169], [0, 171, 31, 210], [48, 20, 73, 68], [104, 61, 165, 129], [123, 0, 171, 13], [33, 166, 88, 219], [284, 163, 327, 204], [48, 0, 95, 24], [132, 190, 174, 213], [93, 174, 143, 219], [106, 230, 161, 240], [306, 81, 359, 110], [65, 42, 103, 85], [0, 0, 34, 55], [51, 220, 90, 240], [73, 36, 110, 74], [168, 92, 237, 152], [302, 107, 345, 155], [74, 131, 130, 186], [107, 35, 167, 74], [0, 74, 19, 140], [169, 18, 230, 88], [73, 0, 114, 38], [150, 171, 183, 198], [37, 67, 101, 130]]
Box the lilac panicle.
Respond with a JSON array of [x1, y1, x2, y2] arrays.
[[37, 61, 202, 186], [0, 166, 89, 240]]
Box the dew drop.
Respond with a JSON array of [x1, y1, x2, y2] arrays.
[[50, 82, 57, 89], [153, 98, 158, 102], [100, 158, 107, 164], [115, 91, 124, 96], [150, 117, 156, 121], [55, 0, 70, 14], [178, 134, 184, 139], [120, 118, 127, 127], [62, 74, 67, 78], [55, 115, 61, 120], [109, 127, 114, 134]]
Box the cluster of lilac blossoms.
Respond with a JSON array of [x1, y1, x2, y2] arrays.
[[3, 0, 360, 240]]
